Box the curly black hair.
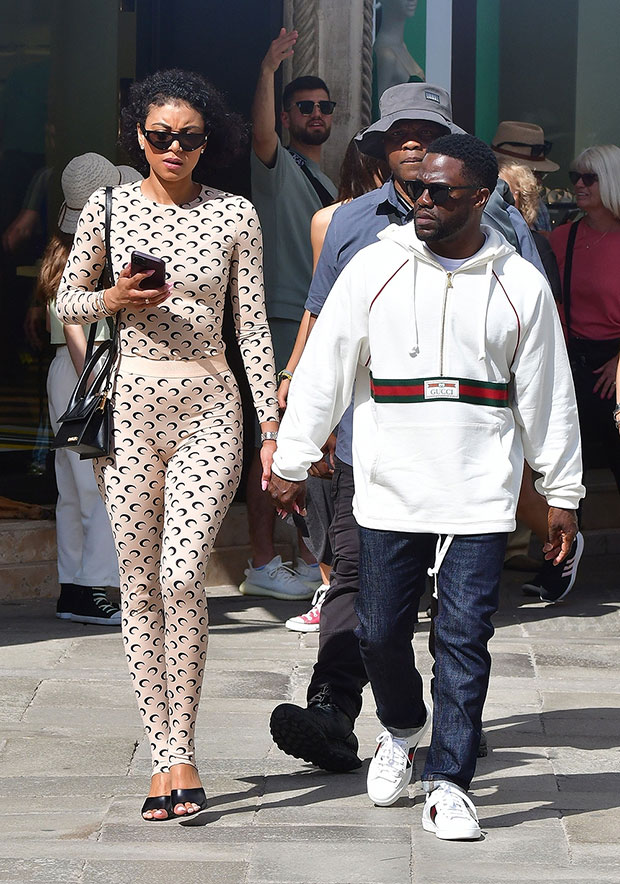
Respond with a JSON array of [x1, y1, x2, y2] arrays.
[[120, 69, 247, 175], [426, 134, 498, 194]]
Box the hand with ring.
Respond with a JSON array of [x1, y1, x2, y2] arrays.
[[103, 264, 171, 313]]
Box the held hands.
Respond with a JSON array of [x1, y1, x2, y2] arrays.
[[104, 265, 171, 313], [267, 473, 306, 519], [543, 507, 578, 565], [262, 28, 298, 74]]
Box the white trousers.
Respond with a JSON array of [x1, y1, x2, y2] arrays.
[[47, 346, 119, 587]]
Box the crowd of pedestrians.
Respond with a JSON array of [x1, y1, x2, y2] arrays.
[[38, 25, 619, 839]]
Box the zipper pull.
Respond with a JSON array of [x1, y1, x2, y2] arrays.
[[446, 271, 453, 288]]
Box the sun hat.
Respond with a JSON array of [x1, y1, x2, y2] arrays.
[[355, 83, 465, 158], [58, 153, 143, 234], [491, 121, 559, 173]]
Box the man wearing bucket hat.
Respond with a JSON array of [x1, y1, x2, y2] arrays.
[[492, 121, 559, 231], [269, 82, 547, 773]]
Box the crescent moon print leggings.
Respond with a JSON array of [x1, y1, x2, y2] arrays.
[[94, 354, 243, 774]]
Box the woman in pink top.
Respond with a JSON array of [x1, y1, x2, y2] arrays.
[[550, 144, 620, 492]]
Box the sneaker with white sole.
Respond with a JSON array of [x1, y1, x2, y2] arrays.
[[422, 781, 481, 840], [239, 556, 315, 601], [367, 702, 431, 806], [522, 531, 584, 603], [293, 558, 323, 590], [285, 584, 328, 633]]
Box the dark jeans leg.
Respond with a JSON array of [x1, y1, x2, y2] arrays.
[[422, 532, 507, 792], [306, 459, 367, 723], [355, 528, 434, 732]]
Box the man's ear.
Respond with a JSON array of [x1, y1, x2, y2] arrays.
[[281, 109, 290, 132], [475, 187, 491, 209]]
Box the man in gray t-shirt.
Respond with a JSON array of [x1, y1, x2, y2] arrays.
[[239, 27, 337, 602]]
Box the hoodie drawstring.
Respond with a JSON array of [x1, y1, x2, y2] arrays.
[[427, 534, 454, 599], [409, 259, 420, 357]]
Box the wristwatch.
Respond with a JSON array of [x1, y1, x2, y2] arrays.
[[614, 403, 620, 428], [261, 431, 278, 443]]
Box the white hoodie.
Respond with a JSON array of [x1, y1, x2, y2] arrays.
[[273, 224, 584, 535]]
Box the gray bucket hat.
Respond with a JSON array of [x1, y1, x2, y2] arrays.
[[58, 153, 143, 234], [356, 83, 465, 159]]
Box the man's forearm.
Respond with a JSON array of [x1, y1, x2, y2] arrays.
[[251, 64, 278, 165]]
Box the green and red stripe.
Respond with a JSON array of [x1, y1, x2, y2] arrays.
[[370, 375, 510, 407]]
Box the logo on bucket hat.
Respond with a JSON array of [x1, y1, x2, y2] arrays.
[[355, 83, 465, 158]]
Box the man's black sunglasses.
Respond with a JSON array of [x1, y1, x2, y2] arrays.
[[140, 125, 208, 152], [405, 180, 481, 206], [494, 139, 552, 159], [291, 100, 337, 115], [568, 170, 598, 187]]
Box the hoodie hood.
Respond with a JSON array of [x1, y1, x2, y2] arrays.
[[378, 222, 515, 265], [376, 223, 516, 362]]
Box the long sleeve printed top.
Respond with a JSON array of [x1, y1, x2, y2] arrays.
[[56, 181, 278, 424], [273, 224, 584, 535]]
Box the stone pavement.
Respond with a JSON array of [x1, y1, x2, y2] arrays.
[[0, 556, 619, 884]]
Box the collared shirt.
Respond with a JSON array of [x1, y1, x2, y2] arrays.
[[306, 179, 410, 464], [305, 176, 547, 466]]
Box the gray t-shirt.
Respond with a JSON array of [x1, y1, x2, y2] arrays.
[[251, 141, 336, 322]]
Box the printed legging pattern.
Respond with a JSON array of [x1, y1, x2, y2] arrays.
[[95, 361, 242, 773]]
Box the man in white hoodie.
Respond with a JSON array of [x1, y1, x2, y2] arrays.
[[268, 134, 583, 840]]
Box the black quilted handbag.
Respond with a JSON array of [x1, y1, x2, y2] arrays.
[[51, 186, 119, 460]]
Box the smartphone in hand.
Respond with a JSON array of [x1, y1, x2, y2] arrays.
[[130, 251, 167, 290]]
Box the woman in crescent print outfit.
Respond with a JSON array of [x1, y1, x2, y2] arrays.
[[56, 70, 279, 821]]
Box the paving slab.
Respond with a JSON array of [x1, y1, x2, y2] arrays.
[[0, 556, 618, 882]]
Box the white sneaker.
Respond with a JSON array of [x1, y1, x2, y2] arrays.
[[293, 558, 323, 590], [239, 556, 315, 601], [422, 781, 481, 840], [285, 584, 328, 633], [367, 702, 431, 806]]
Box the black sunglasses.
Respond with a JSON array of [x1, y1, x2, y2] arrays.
[[569, 170, 598, 187], [405, 180, 481, 206], [291, 100, 337, 115], [494, 140, 552, 159], [140, 125, 207, 152]]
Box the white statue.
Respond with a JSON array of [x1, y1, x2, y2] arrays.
[[374, 0, 425, 97]]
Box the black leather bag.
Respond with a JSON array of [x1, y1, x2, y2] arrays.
[[51, 186, 119, 460]]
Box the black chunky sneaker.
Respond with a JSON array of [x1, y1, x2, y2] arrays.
[[270, 701, 362, 772]]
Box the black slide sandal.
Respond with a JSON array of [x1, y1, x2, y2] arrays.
[[141, 794, 172, 821], [171, 787, 208, 816]]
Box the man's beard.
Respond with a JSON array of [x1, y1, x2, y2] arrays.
[[290, 122, 331, 146]]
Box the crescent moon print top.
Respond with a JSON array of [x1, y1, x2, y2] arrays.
[[56, 181, 279, 424]]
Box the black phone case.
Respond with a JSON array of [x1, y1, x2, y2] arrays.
[[131, 251, 166, 290]]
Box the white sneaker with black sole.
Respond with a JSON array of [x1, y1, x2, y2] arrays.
[[522, 531, 584, 603], [422, 781, 481, 840], [367, 702, 431, 806]]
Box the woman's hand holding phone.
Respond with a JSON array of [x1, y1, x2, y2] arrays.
[[104, 264, 171, 313]]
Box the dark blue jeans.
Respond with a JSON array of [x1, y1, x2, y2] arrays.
[[355, 528, 508, 792]]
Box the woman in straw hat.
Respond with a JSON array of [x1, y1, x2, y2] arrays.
[[550, 144, 620, 493], [56, 70, 278, 821], [39, 154, 141, 626]]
